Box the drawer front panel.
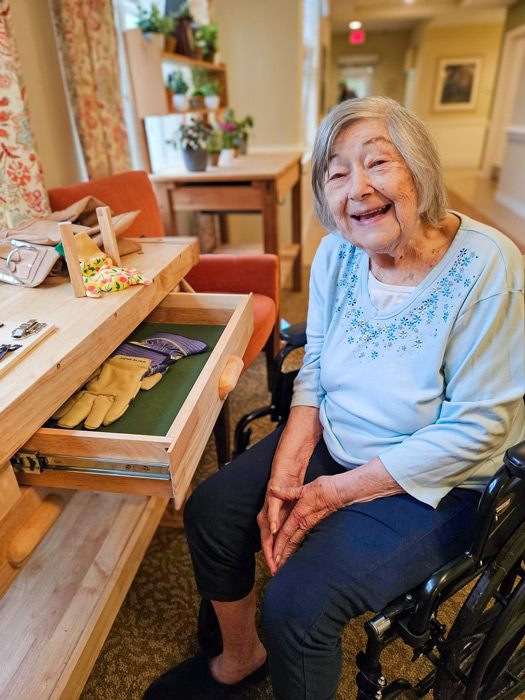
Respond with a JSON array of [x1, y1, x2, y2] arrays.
[[165, 295, 253, 507]]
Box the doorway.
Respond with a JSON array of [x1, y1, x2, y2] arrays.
[[338, 66, 374, 99]]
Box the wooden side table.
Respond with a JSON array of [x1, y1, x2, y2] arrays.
[[150, 152, 303, 291]]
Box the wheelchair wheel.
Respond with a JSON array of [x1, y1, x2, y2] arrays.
[[434, 522, 525, 700]]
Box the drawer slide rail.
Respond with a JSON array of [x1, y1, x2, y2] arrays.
[[11, 451, 170, 481]]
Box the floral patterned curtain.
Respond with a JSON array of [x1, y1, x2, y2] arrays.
[[49, 0, 131, 180], [0, 1, 50, 228]]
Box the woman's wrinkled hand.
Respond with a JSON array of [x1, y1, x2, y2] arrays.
[[271, 475, 345, 571], [257, 475, 302, 575]]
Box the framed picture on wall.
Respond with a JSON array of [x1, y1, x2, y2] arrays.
[[433, 57, 482, 111]]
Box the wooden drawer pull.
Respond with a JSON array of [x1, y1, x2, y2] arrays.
[[218, 355, 244, 400], [7, 494, 65, 569]]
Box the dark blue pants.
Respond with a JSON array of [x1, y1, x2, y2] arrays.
[[184, 427, 480, 700]]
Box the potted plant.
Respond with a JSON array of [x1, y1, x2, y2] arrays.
[[189, 67, 208, 110], [194, 21, 219, 63], [218, 110, 238, 163], [207, 129, 222, 166], [137, 4, 174, 51], [202, 77, 222, 110], [167, 118, 212, 172], [167, 71, 189, 112], [189, 89, 205, 111], [234, 114, 254, 155]]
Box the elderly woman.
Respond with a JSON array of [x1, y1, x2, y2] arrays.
[[144, 97, 525, 700]]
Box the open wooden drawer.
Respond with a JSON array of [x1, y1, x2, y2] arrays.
[[11, 292, 253, 509]]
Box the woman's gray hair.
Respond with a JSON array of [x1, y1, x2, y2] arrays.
[[312, 96, 448, 230]]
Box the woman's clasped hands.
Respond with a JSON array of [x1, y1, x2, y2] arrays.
[[258, 473, 345, 575]]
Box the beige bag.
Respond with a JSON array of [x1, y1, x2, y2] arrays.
[[0, 197, 142, 287], [0, 239, 61, 287]]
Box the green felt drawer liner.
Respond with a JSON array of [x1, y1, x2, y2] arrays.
[[48, 323, 225, 437]]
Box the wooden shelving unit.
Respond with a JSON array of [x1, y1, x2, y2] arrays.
[[124, 27, 229, 170], [124, 28, 228, 121], [161, 51, 226, 71]]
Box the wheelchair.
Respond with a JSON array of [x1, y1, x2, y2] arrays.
[[204, 322, 525, 700]]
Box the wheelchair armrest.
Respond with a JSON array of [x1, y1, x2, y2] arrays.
[[280, 321, 306, 348], [503, 440, 525, 479]]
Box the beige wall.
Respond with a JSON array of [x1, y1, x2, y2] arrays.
[[212, 0, 304, 247], [411, 21, 505, 167], [213, 0, 303, 149], [330, 30, 411, 107], [495, 45, 525, 218], [319, 16, 332, 119], [9, 0, 85, 190]]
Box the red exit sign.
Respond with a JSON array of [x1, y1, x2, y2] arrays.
[[350, 29, 365, 45]]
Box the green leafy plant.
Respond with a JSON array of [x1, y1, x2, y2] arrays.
[[167, 117, 212, 151], [236, 114, 254, 141], [220, 108, 254, 143], [218, 109, 238, 149], [201, 77, 221, 97], [167, 71, 188, 95], [206, 129, 222, 154], [172, 1, 194, 23], [191, 67, 210, 91], [194, 21, 219, 61], [137, 4, 175, 35]]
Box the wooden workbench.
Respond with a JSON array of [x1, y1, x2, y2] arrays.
[[0, 238, 249, 700]]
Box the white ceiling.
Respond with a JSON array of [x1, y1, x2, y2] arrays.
[[330, 0, 517, 33]]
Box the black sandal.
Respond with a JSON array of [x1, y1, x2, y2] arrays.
[[143, 650, 269, 699]]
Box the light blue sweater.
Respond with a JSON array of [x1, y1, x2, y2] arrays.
[[291, 214, 525, 507]]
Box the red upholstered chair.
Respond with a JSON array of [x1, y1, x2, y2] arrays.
[[48, 170, 280, 462]]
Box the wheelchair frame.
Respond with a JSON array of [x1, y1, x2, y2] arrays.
[[233, 323, 525, 699]]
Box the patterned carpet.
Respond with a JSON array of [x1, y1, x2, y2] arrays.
[[80, 267, 468, 700]]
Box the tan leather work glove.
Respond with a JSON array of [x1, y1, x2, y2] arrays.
[[52, 354, 152, 429]]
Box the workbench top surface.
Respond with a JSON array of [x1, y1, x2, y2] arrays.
[[0, 240, 197, 467]]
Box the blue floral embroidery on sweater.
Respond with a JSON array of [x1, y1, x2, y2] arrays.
[[336, 244, 478, 360]]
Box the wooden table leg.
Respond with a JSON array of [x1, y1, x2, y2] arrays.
[[218, 214, 230, 244], [152, 183, 177, 236], [258, 180, 279, 255], [213, 399, 232, 467], [292, 179, 302, 292]]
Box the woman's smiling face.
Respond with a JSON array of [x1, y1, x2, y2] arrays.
[[324, 119, 422, 257]]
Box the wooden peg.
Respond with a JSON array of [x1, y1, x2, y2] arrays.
[[218, 355, 244, 400], [96, 206, 121, 266], [7, 494, 65, 569], [59, 221, 86, 298], [180, 278, 196, 293]]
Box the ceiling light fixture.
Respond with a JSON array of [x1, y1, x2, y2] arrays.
[[349, 21, 362, 30], [403, 0, 415, 4]]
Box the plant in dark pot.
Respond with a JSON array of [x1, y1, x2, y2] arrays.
[[168, 118, 212, 172], [234, 114, 254, 155], [137, 4, 174, 51]]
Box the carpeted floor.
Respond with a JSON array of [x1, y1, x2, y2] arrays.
[[80, 267, 469, 700]]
